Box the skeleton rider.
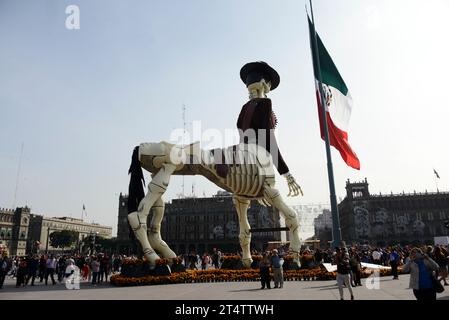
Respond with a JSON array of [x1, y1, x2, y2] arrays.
[[234, 61, 303, 197]]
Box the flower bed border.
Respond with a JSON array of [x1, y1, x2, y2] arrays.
[[111, 267, 402, 287]]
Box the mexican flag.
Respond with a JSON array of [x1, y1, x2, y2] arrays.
[[308, 17, 360, 170]]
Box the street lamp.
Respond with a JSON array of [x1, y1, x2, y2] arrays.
[[45, 227, 51, 254], [91, 231, 99, 255]]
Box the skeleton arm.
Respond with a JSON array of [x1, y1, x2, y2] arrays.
[[283, 172, 303, 197]]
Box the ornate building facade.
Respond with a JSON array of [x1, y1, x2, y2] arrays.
[[28, 215, 112, 253], [338, 179, 449, 246], [117, 191, 282, 254], [0, 207, 30, 256], [0, 206, 112, 256]]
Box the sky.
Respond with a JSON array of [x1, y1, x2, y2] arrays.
[[1, 0, 449, 236]]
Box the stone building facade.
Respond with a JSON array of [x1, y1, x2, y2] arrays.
[[117, 191, 282, 254], [0, 207, 30, 256], [338, 179, 449, 246], [0, 206, 112, 256], [28, 215, 112, 253]]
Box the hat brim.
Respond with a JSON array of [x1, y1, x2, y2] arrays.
[[240, 62, 280, 91]]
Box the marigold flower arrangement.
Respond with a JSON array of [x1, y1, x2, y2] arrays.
[[171, 256, 183, 264], [155, 258, 170, 266], [221, 255, 241, 261], [109, 257, 406, 286], [251, 255, 263, 261]]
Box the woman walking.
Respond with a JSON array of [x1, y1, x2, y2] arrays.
[[402, 247, 440, 301]]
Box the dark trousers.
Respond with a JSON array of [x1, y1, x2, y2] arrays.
[[351, 268, 362, 285], [391, 261, 398, 278], [99, 268, 108, 282], [38, 267, 46, 282], [16, 272, 25, 287], [260, 268, 271, 289], [57, 268, 65, 282], [92, 272, 99, 284], [0, 271, 5, 289], [413, 288, 436, 301], [45, 268, 56, 285], [26, 271, 37, 285]]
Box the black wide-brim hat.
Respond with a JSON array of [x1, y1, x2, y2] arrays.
[[240, 61, 280, 91]]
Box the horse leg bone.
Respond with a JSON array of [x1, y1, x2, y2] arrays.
[[263, 185, 302, 265], [128, 163, 177, 267], [148, 197, 177, 259], [233, 196, 252, 268]]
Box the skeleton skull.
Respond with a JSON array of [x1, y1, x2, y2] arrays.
[[247, 79, 271, 100]]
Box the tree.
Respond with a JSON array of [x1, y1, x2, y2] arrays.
[[49, 230, 79, 249], [80, 235, 115, 254]]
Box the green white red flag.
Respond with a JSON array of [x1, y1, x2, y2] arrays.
[[308, 17, 360, 170]]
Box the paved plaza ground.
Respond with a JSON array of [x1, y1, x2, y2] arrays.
[[1, 274, 449, 300]]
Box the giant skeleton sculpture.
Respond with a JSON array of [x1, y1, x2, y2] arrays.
[[127, 62, 303, 269]]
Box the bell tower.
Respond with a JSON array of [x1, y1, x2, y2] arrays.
[[11, 206, 30, 256], [117, 193, 130, 241], [345, 178, 370, 200]]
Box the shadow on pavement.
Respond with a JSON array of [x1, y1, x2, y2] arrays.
[[0, 279, 115, 293], [228, 288, 275, 293]]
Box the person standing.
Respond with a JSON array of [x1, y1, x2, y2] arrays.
[[38, 255, 46, 282], [82, 262, 90, 281], [212, 248, 220, 269], [433, 246, 448, 286], [26, 255, 38, 286], [270, 249, 283, 289], [45, 254, 56, 285], [259, 253, 271, 289], [372, 248, 381, 265], [201, 253, 210, 271], [402, 247, 440, 301], [336, 249, 354, 300], [349, 249, 362, 286], [91, 256, 100, 286], [100, 254, 110, 283], [113, 255, 121, 273], [57, 255, 66, 282], [0, 255, 9, 289], [314, 248, 323, 265], [15, 257, 27, 288], [390, 248, 400, 280]]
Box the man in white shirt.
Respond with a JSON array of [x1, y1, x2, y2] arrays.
[[372, 249, 382, 265], [45, 255, 57, 285]]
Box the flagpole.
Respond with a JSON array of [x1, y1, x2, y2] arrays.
[[434, 172, 439, 193], [309, 0, 343, 248]]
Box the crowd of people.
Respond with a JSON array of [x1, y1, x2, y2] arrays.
[[0, 253, 126, 289], [1, 243, 448, 301]]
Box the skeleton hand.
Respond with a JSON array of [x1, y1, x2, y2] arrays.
[[283, 172, 303, 197]]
